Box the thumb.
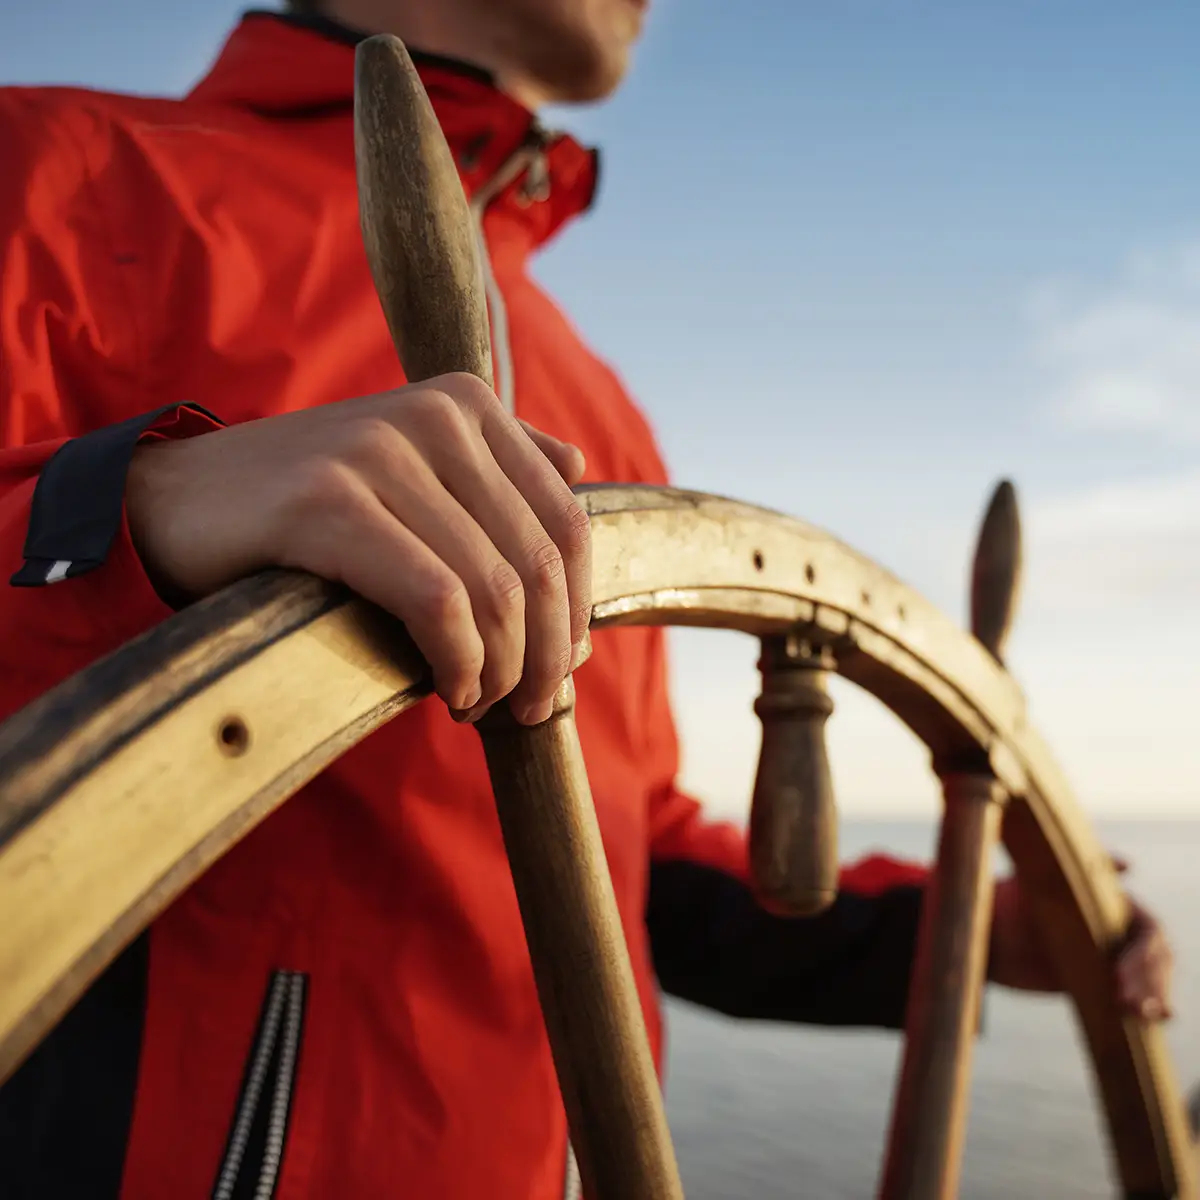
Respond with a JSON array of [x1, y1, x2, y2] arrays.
[[519, 419, 586, 487]]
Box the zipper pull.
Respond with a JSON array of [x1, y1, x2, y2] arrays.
[[521, 149, 551, 204], [519, 121, 554, 205]]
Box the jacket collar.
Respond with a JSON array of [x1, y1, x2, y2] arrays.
[[188, 10, 600, 255]]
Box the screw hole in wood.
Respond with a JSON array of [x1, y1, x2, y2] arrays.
[[752, 550, 765, 572], [217, 716, 251, 757]]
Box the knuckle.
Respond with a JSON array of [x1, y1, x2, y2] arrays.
[[438, 371, 501, 416], [287, 458, 357, 517], [413, 373, 497, 421], [336, 416, 405, 472], [276, 461, 375, 579], [522, 537, 566, 597], [553, 498, 592, 560], [420, 571, 473, 630], [408, 385, 480, 445], [478, 560, 525, 624]]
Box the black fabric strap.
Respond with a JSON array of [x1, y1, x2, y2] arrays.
[[10, 403, 222, 588]]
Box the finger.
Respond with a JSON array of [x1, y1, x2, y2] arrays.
[[518, 419, 587, 486], [1118, 971, 1173, 1021], [432, 422, 576, 725], [479, 407, 593, 668], [298, 475, 484, 711], [1117, 940, 1155, 1004], [352, 428, 529, 711], [1116, 920, 1174, 1019]]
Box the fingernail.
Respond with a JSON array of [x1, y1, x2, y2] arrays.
[[451, 698, 490, 724], [456, 682, 482, 711], [515, 700, 553, 726], [569, 641, 584, 673]]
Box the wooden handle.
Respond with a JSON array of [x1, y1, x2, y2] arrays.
[[748, 634, 839, 915], [969, 479, 1022, 664], [878, 773, 1006, 1199], [355, 34, 493, 387], [477, 681, 684, 1200], [353, 36, 683, 1199]]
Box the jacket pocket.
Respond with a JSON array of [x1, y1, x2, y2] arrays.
[[211, 970, 308, 1200]]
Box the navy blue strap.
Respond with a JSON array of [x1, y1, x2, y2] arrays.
[[10, 403, 223, 588]]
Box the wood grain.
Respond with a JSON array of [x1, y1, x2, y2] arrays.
[[353, 36, 682, 1197], [476, 682, 684, 1200], [0, 589, 428, 1084], [878, 772, 1005, 1200], [0, 486, 1193, 1197], [355, 34, 493, 387], [0, 572, 348, 845], [748, 634, 839, 915]]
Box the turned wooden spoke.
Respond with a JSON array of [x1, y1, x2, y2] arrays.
[[880, 479, 1026, 1200], [749, 634, 839, 915], [878, 771, 1006, 1200], [354, 36, 493, 387], [353, 35, 682, 1200], [477, 674, 682, 1200], [969, 479, 1022, 666]]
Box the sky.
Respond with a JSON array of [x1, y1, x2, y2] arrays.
[[5, 2, 1199, 818]]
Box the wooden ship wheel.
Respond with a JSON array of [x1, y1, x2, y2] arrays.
[[0, 36, 1196, 1200]]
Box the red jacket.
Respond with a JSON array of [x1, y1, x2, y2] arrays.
[[0, 12, 927, 1199]]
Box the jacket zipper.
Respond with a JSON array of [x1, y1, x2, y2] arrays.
[[468, 121, 558, 414], [212, 970, 309, 1200]]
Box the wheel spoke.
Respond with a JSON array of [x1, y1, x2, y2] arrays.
[[878, 773, 1006, 1200], [476, 672, 683, 1200]]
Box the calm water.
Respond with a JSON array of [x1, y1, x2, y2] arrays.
[[661, 819, 1200, 1198]]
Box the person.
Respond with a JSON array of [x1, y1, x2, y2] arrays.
[[0, 3, 1175, 1198]]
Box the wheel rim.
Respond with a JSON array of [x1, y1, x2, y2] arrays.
[[0, 484, 1192, 1197]]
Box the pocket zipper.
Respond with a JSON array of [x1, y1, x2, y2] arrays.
[[212, 970, 308, 1200]]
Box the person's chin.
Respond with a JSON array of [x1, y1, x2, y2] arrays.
[[539, 40, 633, 103]]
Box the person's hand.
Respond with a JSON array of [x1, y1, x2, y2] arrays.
[[988, 859, 1174, 1022], [125, 374, 592, 726]]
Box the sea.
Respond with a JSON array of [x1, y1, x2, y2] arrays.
[[660, 818, 1200, 1199]]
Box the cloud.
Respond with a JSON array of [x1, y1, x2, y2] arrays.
[[1020, 471, 1200, 615], [1031, 240, 1200, 440], [1017, 240, 1200, 613]]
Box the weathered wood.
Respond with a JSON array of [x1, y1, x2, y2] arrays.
[[354, 36, 682, 1197], [0, 486, 1193, 1196], [355, 34, 493, 387], [0, 572, 349, 846], [969, 479, 1022, 664], [0, 584, 427, 1085], [1003, 799, 1197, 1198], [878, 773, 1005, 1200], [748, 634, 838, 915], [476, 677, 684, 1200]]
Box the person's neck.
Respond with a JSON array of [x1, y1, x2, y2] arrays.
[[318, 0, 550, 110]]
